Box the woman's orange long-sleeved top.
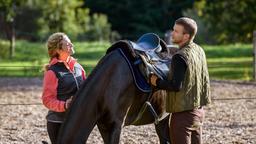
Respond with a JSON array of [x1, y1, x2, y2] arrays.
[[42, 57, 86, 112]]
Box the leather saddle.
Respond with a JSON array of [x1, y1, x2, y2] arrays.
[[131, 33, 163, 53], [131, 33, 171, 80], [106, 33, 174, 124]]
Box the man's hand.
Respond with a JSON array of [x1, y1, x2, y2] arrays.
[[150, 74, 158, 86]]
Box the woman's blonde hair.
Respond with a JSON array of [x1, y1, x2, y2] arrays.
[[46, 32, 66, 59], [44, 32, 66, 71]]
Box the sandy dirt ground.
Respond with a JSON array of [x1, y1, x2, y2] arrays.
[[0, 78, 255, 144]]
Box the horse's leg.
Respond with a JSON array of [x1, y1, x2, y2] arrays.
[[154, 114, 171, 144], [108, 122, 122, 144], [97, 121, 122, 144]]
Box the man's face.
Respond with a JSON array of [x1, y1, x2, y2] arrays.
[[171, 24, 187, 45]]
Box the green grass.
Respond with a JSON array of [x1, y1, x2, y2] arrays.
[[203, 44, 253, 80], [0, 40, 109, 77], [0, 40, 254, 80]]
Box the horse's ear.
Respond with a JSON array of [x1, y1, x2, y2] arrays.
[[106, 40, 131, 54], [159, 39, 169, 53], [106, 40, 137, 59]]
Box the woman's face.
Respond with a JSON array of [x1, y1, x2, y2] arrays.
[[61, 35, 75, 55]]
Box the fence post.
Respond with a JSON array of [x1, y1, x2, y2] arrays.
[[253, 31, 256, 81]]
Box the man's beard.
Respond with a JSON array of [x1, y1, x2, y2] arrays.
[[171, 39, 179, 44]]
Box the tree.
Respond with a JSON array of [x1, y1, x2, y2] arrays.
[[194, 0, 256, 44], [0, 0, 25, 58], [85, 0, 194, 39], [36, 0, 112, 41], [37, 0, 89, 39], [1, 0, 112, 50], [84, 13, 111, 41]]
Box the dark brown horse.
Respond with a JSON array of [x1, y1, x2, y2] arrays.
[[57, 41, 171, 144]]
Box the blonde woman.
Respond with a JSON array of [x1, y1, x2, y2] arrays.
[[42, 32, 86, 144]]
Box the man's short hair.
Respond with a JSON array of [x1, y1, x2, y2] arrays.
[[175, 17, 197, 41]]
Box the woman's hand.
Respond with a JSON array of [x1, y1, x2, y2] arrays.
[[65, 96, 73, 110]]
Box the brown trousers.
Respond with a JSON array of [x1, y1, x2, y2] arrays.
[[169, 108, 205, 144]]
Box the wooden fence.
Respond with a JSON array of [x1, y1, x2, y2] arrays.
[[0, 65, 95, 77]]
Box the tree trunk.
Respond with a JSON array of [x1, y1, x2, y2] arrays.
[[10, 21, 15, 58], [0, 11, 16, 59], [0, 16, 12, 58]]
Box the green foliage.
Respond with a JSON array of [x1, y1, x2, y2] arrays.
[[4, 0, 256, 45], [0, 40, 9, 59], [1, 0, 112, 42], [0, 0, 19, 22], [15, 5, 44, 41], [14, 40, 48, 61], [0, 0, 27, 58], [38, 0, 87, 39], [34, 0, 112, 41], [182, 8, 212, 44], [83, 13, 111, 41], [85, 0, 194, 39], [194, 0, 256, 44], [0, 0, 26, 33]]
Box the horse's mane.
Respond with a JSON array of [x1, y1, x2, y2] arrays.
[[106, 40, 138, 61], [80, 50, 114, 89]]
